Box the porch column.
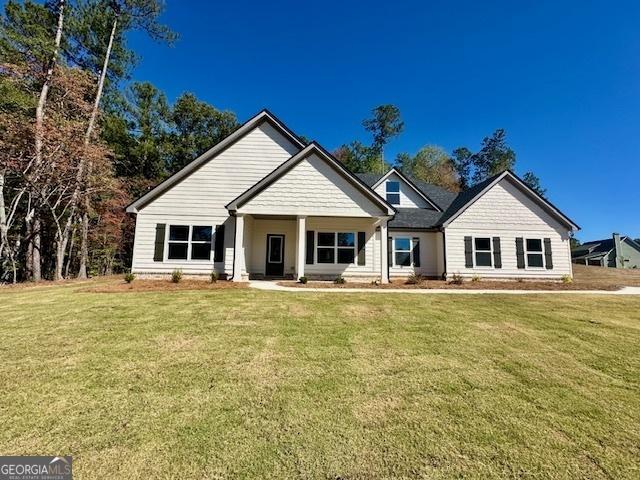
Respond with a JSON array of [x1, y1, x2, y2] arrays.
[[380, 218, 389, 284], [232, 214, 245, 281], [296, 216, 306, 280]]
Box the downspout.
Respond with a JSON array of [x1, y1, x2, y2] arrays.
[[441, 228, 447, 280]]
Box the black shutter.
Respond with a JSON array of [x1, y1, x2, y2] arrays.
[[544, 238, 553, 269], [412, 237, 421, 267], [464, 236, 473, 268], [492, 237, 502, 269], [357, 232, 366, 266], [153, 224, 166, 261], [306, 230, 314, 264], [214, 224, 225, 262], [516, 237, 525, 269], [388, 236, 392, 266]]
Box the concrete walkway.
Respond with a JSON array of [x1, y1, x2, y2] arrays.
[[249, 280, 640, 295]]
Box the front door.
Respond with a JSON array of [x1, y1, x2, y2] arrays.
[[265, 234, 285, 277]]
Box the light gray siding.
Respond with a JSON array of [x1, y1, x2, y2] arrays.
[[131, 122, 300, 275], [372, 171, 432, 209], [445, 178, 573, 279]]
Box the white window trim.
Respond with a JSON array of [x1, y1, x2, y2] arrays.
[[386, 181, 401, 206], [524, 237, 545, 269], [315, 231, 357, 265], [166, 224, 213, 262], [392, 236, 414, 268], [472, 236, 494, 269]]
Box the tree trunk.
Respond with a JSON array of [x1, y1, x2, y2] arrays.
[[77, 12, 118, 279], [30, 0, 66, 282], [65, 223, 76, 278]]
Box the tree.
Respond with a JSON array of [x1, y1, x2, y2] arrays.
[[396, 145, 460, 191], [333, 141, 383, 174], [522, 171, 546, 198], [362, 104, 404, 173], [470, 129, 515, 184], [167, 93, 238, 173], [451, 147, 473, 190]]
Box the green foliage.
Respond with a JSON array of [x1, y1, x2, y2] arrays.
[[298, 276, 307, 284], [397, 145, 460, 191], [570, 235, 581, 250], [333, 275, 346, 284], [522, 171, 547, 198], [449, 273, 464, 285], [210, 270, 218, 283], [362, 104, 404, 155], [171, 269, 182, 283], [405, 273, 424, 285], [123, 272, 135, 283], [561, 274, 573, 284], [471, 274, 481, 283], [167, 93, 238, 173]]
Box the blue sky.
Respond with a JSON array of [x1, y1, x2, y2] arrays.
[[40, 1, 640, 240]]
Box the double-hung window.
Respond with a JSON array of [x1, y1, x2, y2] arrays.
[[473, 237, 493, 267], [386, 181, 400, 205], [317, 232, 356, 264], [525, 238, 544, 268], [393, 237, 412, 266], [167, 225, 212, 260]]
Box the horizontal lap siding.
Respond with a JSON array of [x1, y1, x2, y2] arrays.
[[238, 154, 385, 217], [445, 179, 573, 278], [372, 172, 431, 209], [305, 217, 381, 278], [131, 123, 300, 275], [389, 231, 442, 277]]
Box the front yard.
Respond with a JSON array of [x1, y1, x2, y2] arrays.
[[1, 280, 639, 478]]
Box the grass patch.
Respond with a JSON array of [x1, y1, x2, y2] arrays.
[[0, 279, 639, 478]]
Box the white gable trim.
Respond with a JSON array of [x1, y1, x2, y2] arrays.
[[226, 142, 396, 215], [441, 170, 579, 231], [125, 109, 305, 214], [372, 168, 442, 212]]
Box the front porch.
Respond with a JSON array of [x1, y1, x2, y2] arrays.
[[231, 214, 391, 283]]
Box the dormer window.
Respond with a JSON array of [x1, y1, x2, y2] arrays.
[[386, 181, 400, 205]]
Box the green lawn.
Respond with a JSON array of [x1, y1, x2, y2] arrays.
[[1, 282, 639, 479]]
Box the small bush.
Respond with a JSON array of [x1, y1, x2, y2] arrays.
[[561, 274, 573, 284], [123, 273, 135, 284], [471, 274, 481, 283], [210, 270, 219, 283], [299, 276, 308, 284], [171, 269, 183, 283], [449, 273, 464, 285], [406, 273, 424, 285], [516, 277, 524, 283], [334, 276, 346, 284]]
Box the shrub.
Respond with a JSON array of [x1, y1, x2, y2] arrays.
[[406, 273, 424, 285], [471, 274, 481, 283], [210, 270, 219, 283], [449, 273, 464, 285], [299, 276, 308, 284], [334, 276, 346, 284], [123, 273, 135, 284], [171, 269, 183, 283], [561, 274, 573, 284]]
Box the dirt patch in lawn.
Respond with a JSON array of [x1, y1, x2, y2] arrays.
[[572, 264, 640, 287], [82, 279, 247, 293]]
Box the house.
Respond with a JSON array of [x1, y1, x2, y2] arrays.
[[126, 109, 579, 282], [572, 233, 640, 268]]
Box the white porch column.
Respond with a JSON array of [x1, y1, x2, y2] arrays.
[[232, 214, 245, 281], [296, 216, 306, 280], [380, 218, 389, 284]]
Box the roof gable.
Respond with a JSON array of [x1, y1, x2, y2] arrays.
[[440, 170, 579, 231], [126, 109, 306, 213], [371, 168, 442, 211], [227, 143, 395, 216]]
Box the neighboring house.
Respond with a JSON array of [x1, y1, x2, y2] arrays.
[[126, 110, 579, 282], [572, 233, 640, 268]]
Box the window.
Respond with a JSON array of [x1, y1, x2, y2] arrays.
[[316, 232, 356, 264], [393, 237, 412, 266], [167, 225, 212, 260], [386, 181, 400, 205], [474, 237, 493, 267], [525, 238, 544, 268]]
